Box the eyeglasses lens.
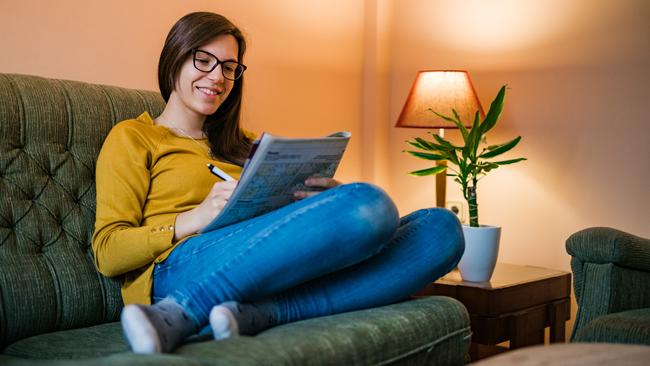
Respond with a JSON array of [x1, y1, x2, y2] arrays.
[[193, 50, 244, 80]]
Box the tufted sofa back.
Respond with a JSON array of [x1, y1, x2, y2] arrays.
[[0, 74, 164, 349]]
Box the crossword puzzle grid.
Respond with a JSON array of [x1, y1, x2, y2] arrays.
[[239, 162, 337, 201]]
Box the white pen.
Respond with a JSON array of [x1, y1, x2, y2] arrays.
[[207, 163, 235, 181]]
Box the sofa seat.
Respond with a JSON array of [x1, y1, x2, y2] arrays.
[[574, 308, 650, 345], [1, 297, 471, 365]]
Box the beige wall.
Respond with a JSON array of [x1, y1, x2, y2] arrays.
[[2, 0, 649, 339]]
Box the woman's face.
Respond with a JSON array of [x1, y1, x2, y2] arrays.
[[172, 34, 239, 119]]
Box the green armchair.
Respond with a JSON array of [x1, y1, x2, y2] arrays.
[[0, 73, 471, 365], [566, 227, 650, 345]]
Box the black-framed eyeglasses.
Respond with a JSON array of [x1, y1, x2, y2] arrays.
[[191, 49, 247, 81]]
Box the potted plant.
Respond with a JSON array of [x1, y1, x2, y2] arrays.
[[404, 85, 526, 281]]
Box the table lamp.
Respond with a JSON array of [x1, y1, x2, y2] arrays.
[[395, 70, 484, 207]]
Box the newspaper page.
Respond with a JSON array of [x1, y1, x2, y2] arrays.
[[200, 131, 351, 232]]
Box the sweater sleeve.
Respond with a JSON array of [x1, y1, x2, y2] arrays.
[[92, 122, 175, 277]]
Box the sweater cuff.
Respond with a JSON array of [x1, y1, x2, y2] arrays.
[[147, 219, 176, 261]]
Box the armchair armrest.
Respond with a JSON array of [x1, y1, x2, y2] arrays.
[[566, 227, 650, 341], [566, 227, 650, 271]]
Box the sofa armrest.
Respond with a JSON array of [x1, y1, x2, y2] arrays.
[[566, 227, 650, 271]]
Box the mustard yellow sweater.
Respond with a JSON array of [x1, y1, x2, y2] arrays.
[[92, 112, 248, 305]]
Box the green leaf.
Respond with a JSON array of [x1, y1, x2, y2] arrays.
[[431, 133, 460, 151], [480, 85, 506, 135], [414, 137, 437, 151], [406, 151, 447, 161], [452, 108, 461, 123], [472, 162, 500, 176], [423, 141, 457, 153], [473, 111, 483, 158], [436, 146, 460, 166], [483, 163, 500, 172], [466, 110, 481, 158], [433, 109, 468, 138], [408, 165, 447, 176], [451, 109, 469, 140], [428, 109, 455, 123], [479, 136, 522, 158], [494, 157, 527, 165], [406, 140, 429, 151]]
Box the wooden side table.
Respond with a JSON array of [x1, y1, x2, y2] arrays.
[[413, 263, 572, 361]]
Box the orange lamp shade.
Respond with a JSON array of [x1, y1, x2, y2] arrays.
[[395, 70, 484, 129]]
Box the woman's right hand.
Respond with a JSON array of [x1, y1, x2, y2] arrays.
[[173, 181, 238, 241]]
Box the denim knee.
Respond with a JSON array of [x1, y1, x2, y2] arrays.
[[332, 183, 399, 256], [413, 208, 465, 264]]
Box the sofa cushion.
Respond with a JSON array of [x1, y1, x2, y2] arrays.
[[2, 296, 471, 365], [574, 308, 650, 345], [3, 322, 128, 359]]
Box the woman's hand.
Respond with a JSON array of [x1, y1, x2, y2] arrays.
[[293, 177, 342, 200], [173, 181, 238, 240]]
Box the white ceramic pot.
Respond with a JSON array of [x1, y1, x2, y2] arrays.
[[458, 225, 501, 282]]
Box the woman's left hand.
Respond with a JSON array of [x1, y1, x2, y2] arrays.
[[293, 177, 342, 200]]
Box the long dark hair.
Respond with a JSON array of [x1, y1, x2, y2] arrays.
[[158, 12, 251, 165]]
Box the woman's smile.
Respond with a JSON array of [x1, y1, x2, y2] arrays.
[[196, 86, 222, 97]]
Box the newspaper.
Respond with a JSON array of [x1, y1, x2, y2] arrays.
[[200, 131, 351, 232]]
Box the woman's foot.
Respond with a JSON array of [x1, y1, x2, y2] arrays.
[[121, 298, 197, 353], [209, 301, 276, 340], [209, 304, 239, 340]]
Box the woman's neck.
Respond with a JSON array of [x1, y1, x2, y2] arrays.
[[155, 95, 206, 138]]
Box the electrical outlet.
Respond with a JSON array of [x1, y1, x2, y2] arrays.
[[446, 200, 466, 223]]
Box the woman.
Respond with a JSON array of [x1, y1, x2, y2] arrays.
[[92, 12, 464, 354]]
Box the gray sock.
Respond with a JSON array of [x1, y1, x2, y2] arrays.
[[210, 301, 276, 338], [121, 298, 199, 353]]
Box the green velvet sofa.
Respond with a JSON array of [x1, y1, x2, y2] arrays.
[[0, 73, 472, 365], [566, 227, 650, 345]]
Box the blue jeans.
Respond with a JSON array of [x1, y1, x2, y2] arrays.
[[153, 183, 464, 330]]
